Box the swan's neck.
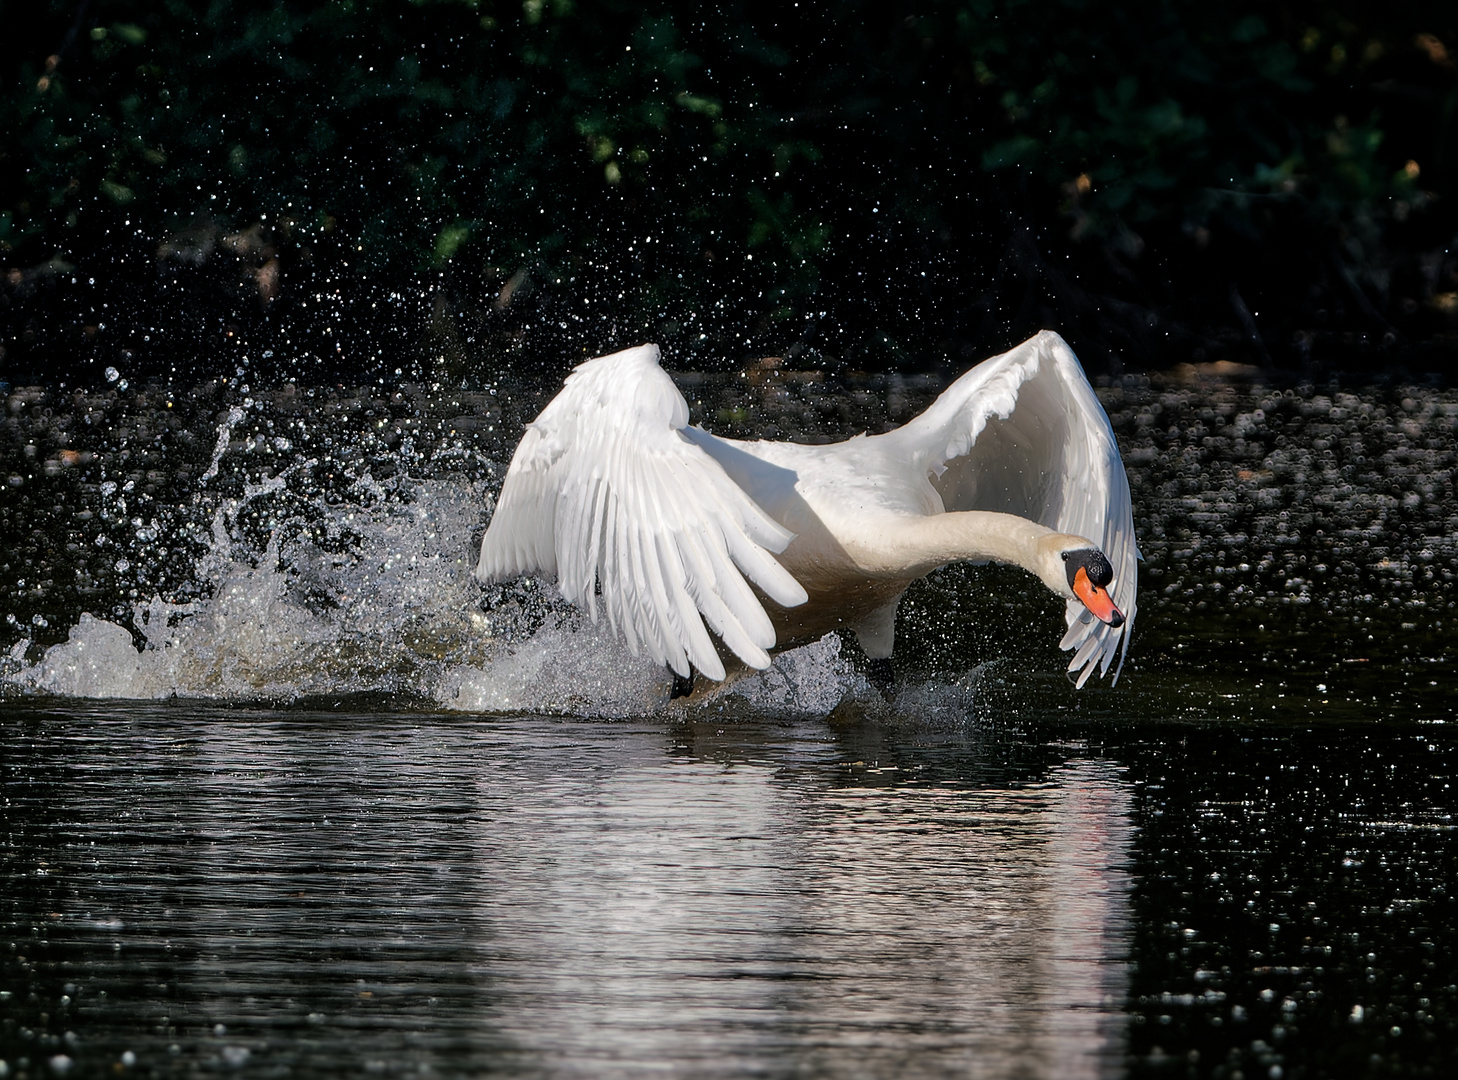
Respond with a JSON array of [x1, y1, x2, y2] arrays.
[[866, 511, 1078, 596]]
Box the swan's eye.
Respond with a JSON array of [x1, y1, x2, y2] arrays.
[[1064, 549, 1113, 591]]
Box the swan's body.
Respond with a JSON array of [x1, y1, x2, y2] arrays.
[[477, 331, 1138, 688]]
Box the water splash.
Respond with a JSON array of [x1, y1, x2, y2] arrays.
[[725, 634, 865, 717], [3, 438, 881, 715], [201, 404, 246, 482], [5, 496, 934, 716], [444, 613, 669, 716], [0, 381, 938, 715], [8, 475, 482, 703]]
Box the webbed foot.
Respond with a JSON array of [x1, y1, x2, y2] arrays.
[[670, 667, 696, 700]]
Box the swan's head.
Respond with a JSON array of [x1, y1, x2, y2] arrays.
[[1059, 546, 1125, 628]]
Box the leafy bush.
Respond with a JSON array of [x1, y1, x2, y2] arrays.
[[1, 0, 1454, 383]]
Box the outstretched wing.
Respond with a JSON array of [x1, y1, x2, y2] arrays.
[[476, 343, 808, 680], [888, 331, 1138, 686]]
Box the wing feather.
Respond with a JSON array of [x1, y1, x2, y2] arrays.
[[476, 343, 804, 680], [888, 331, 1139, 686]]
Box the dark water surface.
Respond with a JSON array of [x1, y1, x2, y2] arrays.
[[3, 370, 1458, 1076], [2, 705, 1455, 1079]]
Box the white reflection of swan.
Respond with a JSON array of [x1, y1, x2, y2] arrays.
[[477, 331, 1137, 689], [470, 747, 1134, 1078]]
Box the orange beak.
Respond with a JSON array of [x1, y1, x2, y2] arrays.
[[1073, 566, 1125, 628]]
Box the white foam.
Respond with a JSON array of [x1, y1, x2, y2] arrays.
[[3, 466, 700, 712], [24, 613, 151, 699], [725, 634, 864, 716], [444, 613, 668, 716]]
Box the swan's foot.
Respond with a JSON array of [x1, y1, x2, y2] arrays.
[[670, 667, 696, 700], [866, 658, 896, 699]]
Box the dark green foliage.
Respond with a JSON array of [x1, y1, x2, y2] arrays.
[[0, 0, 1455, 384]]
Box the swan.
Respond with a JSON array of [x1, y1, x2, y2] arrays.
[[476, 330, 1137, 692]]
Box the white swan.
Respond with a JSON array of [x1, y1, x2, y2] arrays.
[[476, 330, 1138, 689]]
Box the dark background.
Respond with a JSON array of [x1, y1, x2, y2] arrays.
[[2, 0, 1456, 387]]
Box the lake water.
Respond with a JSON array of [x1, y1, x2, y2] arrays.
[[2, 366, 1457, 1077]]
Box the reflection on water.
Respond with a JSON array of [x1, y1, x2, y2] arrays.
[[0, 706, 1132, 1079], [6, 707, 1458, 1077]]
